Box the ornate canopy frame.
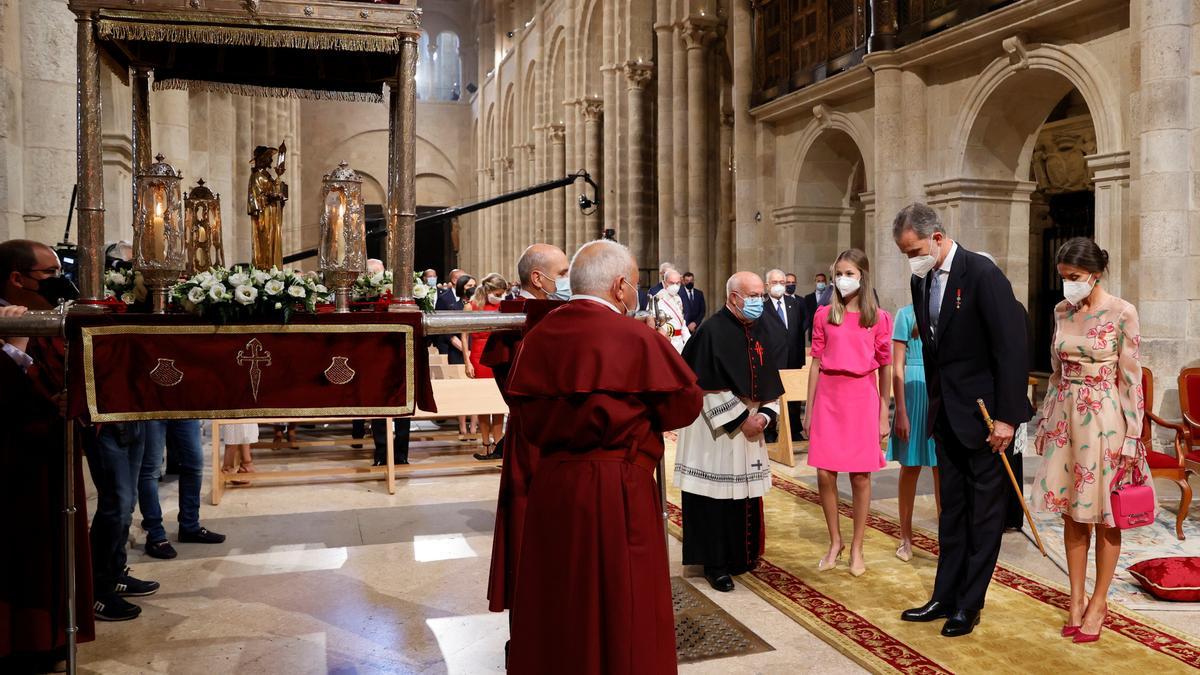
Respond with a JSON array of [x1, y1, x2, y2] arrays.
[[67, 0, 423, 304]]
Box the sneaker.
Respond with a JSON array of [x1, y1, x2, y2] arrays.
[[94, 594, 141, 621], [114, 568, 159, 597], [179, 527, 226, 544], [145, 539, 178, 559]]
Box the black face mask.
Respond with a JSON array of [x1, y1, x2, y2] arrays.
[[684, 282, 694, 290], [28, 274, 80, 306], [785, 283, 796, 295]]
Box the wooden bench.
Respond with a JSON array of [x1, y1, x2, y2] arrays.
[[210, 376, 508, 504], [765, 368, 810, 467]]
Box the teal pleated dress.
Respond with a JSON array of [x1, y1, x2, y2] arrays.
[[886, 305, 937, 467]]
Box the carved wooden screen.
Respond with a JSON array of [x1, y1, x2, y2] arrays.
[[751, 0, 869, 105], [897, 0, 1012, 45]]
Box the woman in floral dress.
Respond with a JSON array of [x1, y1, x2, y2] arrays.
[[1033, 237, 1151, 644]]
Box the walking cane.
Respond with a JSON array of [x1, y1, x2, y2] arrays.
[[658, 457, 670, 549], [976, 399, 1047, 557]]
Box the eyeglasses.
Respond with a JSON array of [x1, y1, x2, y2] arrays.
[[22, 267, 63, 277]]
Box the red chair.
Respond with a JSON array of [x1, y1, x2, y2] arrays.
[[1143, 367, 1193, 540], [1181, 367, 1200, 460]]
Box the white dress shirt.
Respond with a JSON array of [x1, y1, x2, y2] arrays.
[[772, 297, 788, 329], [929, 241, 959, 330], [570, 294, 623, 314]]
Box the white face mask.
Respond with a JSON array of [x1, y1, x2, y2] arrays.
[[620, 279, 639, 316], [908, 237, 941, 279], [487, 293, 504, 305], [835, 276, 861, 297], [1062, 275, 1095, 306], [666, 283, 681, 297], [769, 283, 786, 299]]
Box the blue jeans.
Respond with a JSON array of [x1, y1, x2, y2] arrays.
[[84, 422, 144, 595], [138, 420, 204, 542]]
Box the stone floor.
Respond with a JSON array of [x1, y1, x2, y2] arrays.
[[76, 428, 1200, 674]]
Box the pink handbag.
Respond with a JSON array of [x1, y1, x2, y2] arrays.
[[1110, 465, 1155, 530]]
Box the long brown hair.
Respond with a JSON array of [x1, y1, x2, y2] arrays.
[[828, 248, 880, 328], [469, 272, 508, 309]]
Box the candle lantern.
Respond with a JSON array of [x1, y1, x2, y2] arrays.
[[319, 161, 365, 312], [184, 178, 225, 275], [134, 153, 186, 313]]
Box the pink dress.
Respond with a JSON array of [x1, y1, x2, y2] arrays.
[[807, 305, 893, 472]]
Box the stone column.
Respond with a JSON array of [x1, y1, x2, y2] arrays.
[[75, 12, 104, 300], [865, 53, 908, 311], [601, 63, 620, 239], [564, 99, 582, 252], [671, 25, 689, 270], [624, 61, 654, 265], [731, 0, 757, 275], [390, 33, 419, 301], [682, 18, 716, 291], [654, 15, 675, 267], [716, 111, 733, 285], [549, 123, 567, 249], [0, 0, 23, 240], [581, 97, 603, 242], [1086, 152, 1129, 297], [1137, 1, 1193, 382]]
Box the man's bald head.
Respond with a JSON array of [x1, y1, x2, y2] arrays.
[[725, 271, 765, 323], [664, 269, 682, 286], [447, 268, 465, 285], [570, 239, 639, 310], [517, 243, 569, 298], [366, 258, 385, 275]]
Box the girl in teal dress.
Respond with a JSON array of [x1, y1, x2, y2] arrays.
[[887, 304, 939, 562]]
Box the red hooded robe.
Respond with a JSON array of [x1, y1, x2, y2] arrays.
[[504, 299, 702, 675]]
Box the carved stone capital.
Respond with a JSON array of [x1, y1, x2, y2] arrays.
[[720, 111, 734, 127], [681, 17, 718, 50], [624, 60, 655, 90], [580, 97, 604, 122], [812, 103, 832, 128], [547, 123, 566, 143]]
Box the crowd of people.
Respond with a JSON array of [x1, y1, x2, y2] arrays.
[[0, 197, 1153, 672]]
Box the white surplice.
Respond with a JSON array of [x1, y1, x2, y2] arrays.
[[674, 390, 777, 500]]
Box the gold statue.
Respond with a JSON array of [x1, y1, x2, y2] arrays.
[[248, 143, 288, 269]]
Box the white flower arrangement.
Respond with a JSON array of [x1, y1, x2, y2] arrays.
[[352, 269, 394, 301], [171, 265, 324, 323], [103, 268, 147, 306]]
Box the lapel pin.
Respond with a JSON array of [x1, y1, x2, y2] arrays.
[[955, 288, 962, 310]]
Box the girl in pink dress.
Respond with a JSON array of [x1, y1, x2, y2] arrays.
[[805, 249, 893, 577]]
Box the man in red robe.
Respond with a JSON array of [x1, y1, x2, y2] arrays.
[[482, 243, 568, 614], [0, 241, 95, 672], [505, 239, 703, 674]]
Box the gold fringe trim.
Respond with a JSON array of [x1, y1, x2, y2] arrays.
[[153, 79, 383, 103], [96, 19, 402, 54]]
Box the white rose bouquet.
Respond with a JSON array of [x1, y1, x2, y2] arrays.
[[352, 270, 394, 302], [171, 265, 325, 323], [103, 268, 148, 308], [411, 272, 435, 312]]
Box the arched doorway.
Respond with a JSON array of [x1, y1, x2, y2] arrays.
[[774, 128, 868, 283]]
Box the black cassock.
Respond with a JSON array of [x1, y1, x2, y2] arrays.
[[678, 307, 783, 576]]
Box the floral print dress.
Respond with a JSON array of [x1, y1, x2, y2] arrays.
[[1033, 294, 1152, 526]]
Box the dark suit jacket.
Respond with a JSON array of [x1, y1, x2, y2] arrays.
[[681, 286, 706, 327], [760, 295, 807, 371], [801, 292, 818, 342], [911, 245, 1033, 449]]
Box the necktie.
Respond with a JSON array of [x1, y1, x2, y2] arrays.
[[776, 300, 787, 328], [928, 270, 942, 334]]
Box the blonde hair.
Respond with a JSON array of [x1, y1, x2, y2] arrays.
[[470, 272, 508, 308], [828, 248, 880, 328]]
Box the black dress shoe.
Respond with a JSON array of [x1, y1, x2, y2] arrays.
[[179, 527, 226, 544], [901, 599, 953, 622], [145, 539, 178, 559], [704, 567, 735, 592], [941, 609, 980, 637]]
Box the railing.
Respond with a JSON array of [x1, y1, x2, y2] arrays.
[[751, 0, 1016, 106], [0, 308, 527, 338]]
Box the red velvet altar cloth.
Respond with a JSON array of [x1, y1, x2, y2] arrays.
[[64, 313, 435, 423]]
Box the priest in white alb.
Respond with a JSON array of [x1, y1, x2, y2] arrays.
[[652, 267, 691, 352], [674, 271, 783, 593]]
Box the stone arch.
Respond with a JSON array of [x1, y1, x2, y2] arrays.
[[548, 31, 567, 124], [950, 41, 1123, 178], [581, 0, 604, 92], [416, 172, 458, 207], [776, 124, 871, 284], [785, 110, 874, 204], [941, 41, 1128, 309]]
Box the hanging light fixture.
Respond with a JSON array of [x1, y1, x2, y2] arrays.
[[318, 161, 365, 313]]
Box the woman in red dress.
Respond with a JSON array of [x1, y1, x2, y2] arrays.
[[463, 273, 508, 455]]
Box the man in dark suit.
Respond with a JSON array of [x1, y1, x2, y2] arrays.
[[801, 273, 832, 345], [680, 271, 706, 332], [892, 203, 1032, 638], [760, 269, 806, 442]]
